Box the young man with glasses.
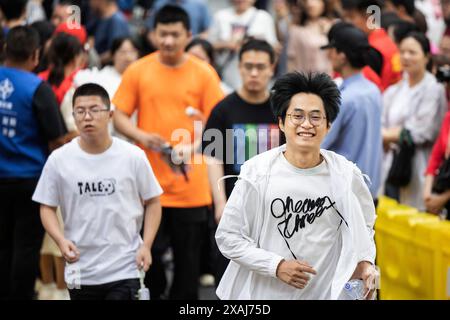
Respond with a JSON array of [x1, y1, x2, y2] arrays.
[[320, 22, 383, 203], [32, 83, 163, 300], [215, 72, 377, 300], [203, 39, 283, 283]]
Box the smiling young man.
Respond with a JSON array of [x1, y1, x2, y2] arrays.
[[215, 72, 377, 300], [32, 83, 163, 300]]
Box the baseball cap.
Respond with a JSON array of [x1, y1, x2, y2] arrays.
[[320, 22, 370, 53], [54, 21, 87, 45], [321, 21, 383, 72]]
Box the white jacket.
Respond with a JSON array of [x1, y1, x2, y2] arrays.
[[215, 145, 376, 300]]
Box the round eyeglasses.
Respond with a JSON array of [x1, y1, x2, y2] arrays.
[[73, 108, 110, 120], [286, 111, 327, 127]]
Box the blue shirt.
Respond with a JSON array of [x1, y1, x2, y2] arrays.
[[321, 73, 383, 197], [94, 11, 130, 55], [146, 0, 211, 35]]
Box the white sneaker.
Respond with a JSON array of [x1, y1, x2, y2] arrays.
[[53, 288, 70, 300], [38, 283, 56, 300]]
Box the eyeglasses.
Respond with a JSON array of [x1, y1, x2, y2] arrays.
[[242, 63, 269, 72], [286, 111, 327, 127], [73, 107, 110, 119]]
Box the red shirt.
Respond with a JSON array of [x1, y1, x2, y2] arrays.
[[426, 111, 450, 175], [38, 69, 79, 105], [363, 28, 402, 92]]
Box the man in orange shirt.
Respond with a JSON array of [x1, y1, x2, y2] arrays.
[[113, 5, 224, 299], [341, 0, 402, 91]]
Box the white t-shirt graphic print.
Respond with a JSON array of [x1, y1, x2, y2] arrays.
[[255, 153, 343, 299], [32, 137, 163, 285]]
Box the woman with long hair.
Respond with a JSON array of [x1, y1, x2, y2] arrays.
[[287, 0, 336, 74], [38, 32, 84, 105], [382, 32, 447, 210]]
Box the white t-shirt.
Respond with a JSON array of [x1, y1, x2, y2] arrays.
[[32, 137, 163, 285], [256, 153, 342, 299]]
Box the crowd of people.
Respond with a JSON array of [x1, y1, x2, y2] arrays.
[[0, 0, 449, 300]]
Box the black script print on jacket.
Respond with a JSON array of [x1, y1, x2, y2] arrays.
[[270, 196, 348, 259]]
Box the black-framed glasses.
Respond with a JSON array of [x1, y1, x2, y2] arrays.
[[241, 63, 269, 72], [73, 108, 110, 119], [286, 111, 327, 127]]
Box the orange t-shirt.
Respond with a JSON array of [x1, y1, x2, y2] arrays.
[[113, 52, 224, 208]]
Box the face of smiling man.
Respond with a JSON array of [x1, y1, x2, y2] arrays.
[[278, 92, 330, 153]]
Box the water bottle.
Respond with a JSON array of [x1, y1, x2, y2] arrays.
[[137, 269, 150, 300], [343, 279, 366, 300], [439, 208, 448, 221]]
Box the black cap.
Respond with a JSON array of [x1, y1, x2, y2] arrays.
[[321, 21, 383, 72], [320, 22, 370, 53]]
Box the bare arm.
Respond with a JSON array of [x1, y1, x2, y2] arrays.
[[212, 40, 240, 52], [40, 204, 79, 263], [382, 127, 402, 151], [113, 109, 165, 150], [142, 197, 162, 250], [423, 174, 434, 200], [40, 205, 64, 245], [206, 158, 227, 223], [136, 196, 162, 271], [382, 127, 402, 144], [424, 174, 450, 214]]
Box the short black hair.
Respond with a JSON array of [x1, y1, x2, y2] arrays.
[[73, 83, 111, 109], [0, 0, 27, 21], [390, 0, 415, 16], [186, 37, 214, 64], [270, 72, 341, 125], [239, 39, 275, 64], [5, 26, 40, 62], [341, 0, 384, 11], [153, 4, 190, 31]]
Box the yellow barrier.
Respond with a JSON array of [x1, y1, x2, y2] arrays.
[[375, 197, 450, 300], [376, 196, 399, 218], [433, 221, 450, 299]]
